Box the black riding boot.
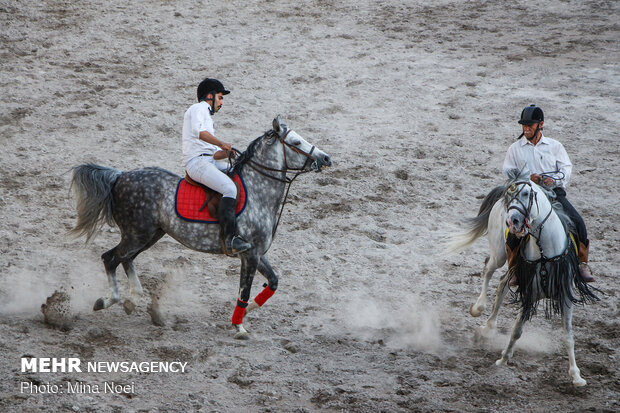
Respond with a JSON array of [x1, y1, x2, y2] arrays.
[[218, 197, 251, 254]]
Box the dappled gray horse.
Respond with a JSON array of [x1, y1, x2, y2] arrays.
[[71, 117, 331, 339]]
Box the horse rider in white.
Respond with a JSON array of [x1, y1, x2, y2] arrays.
[[503, 105, 595, 285], [182, 78, 251, 254]]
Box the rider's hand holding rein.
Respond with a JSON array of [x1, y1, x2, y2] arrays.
[[199, 130, 232, 160], [530, 173, 554, 187]]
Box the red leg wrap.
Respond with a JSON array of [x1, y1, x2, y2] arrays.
[[254, 285, 276, 307], [232, 299, 247, 325]]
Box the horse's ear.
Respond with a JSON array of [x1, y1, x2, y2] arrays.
[[273, 115, 288, 136]]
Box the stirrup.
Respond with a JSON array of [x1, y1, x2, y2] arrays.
[[228, 236, 251, 254]]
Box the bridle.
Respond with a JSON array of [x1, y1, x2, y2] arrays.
[[505, 180, 537, 221], [232, 129, 317, 183], [506, 180, 554, 256], [230, 129, 318, 236]]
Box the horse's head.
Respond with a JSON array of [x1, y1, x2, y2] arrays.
[[504, 180, 538, 238], [272, 116, 332, 172]]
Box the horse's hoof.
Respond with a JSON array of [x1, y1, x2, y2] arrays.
[[123, 299, 136, 315], [233, 323, 250, 340], [573, 378, 587, 387], [234, 331, 250, 340], [93, 298, 105, 311], [495, 358, 507, 366], [469, 304, 483, 317]]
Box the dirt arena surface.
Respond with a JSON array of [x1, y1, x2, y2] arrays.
[[1, 0, 618, 411]]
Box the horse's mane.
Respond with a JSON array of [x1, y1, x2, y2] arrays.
[[231, 130, 275, 175], [503, 168, 575, 235]]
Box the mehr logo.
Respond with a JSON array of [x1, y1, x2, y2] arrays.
[[21, 358, 82, 373], [21, 357, 188, 373]]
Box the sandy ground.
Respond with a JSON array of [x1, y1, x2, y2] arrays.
[[1, 0, 619, 411]]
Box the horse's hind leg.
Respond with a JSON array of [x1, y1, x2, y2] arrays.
[[94, 246, 123, 311], [122, 229, 165, 315], [246, 255, 278, 315], [496, 310, 525, 365], [562, 304, 587, 386], [121, 261, 141, 315], [94, 233, 159, 311]]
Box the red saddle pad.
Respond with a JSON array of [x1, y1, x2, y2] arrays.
[[175, 174, 247, 223]]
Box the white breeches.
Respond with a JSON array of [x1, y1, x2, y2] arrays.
[[185, 156, 237, 199]]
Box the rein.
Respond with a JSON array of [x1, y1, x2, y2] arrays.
[[231, 129, 317, 237]]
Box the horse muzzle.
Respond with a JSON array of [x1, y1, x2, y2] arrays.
[[312, 153, 332, 172], [506, 213, 528, 238]]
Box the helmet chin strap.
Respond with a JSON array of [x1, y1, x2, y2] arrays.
[[208, 94, 215, 115]]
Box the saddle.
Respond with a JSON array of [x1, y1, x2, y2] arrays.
[[175, 172, 246, 223]]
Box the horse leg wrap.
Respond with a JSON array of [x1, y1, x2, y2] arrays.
[[253, 284, 276, 307], [232, 299, 248, 325]]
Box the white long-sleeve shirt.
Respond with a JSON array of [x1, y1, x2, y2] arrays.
[[182, 101, 219, 166], [503, 135, 572, 188]]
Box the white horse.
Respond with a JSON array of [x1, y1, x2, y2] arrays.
[[447, 170, 598, 386]]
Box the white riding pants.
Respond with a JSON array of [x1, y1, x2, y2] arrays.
[[185, 156, 237, 199]]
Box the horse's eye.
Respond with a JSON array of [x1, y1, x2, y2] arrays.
[[291, 139, 301, 146]]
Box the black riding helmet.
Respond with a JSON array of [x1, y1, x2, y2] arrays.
[[518, 104, 544, 125], [197, 78, 230, 102]]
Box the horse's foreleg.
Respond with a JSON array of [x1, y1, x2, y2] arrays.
[[122, 260, 143, 315], [562, 304, 587, 386], [246, 255, 278, 315], [232, 254, 259, 339], [470, 257, 495, 317], [476, 269, 511, 339], [496, 310, 524, 365], [95, 248, 122, 311]]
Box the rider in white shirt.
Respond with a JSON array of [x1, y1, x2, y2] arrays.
[[182, 78, 251, 254], [503, 105, 595, 284]]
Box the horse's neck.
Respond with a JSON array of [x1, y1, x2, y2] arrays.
[[242, 142, 287, 212], [525, 195, 567, 259], [256, 139, 286, 170]]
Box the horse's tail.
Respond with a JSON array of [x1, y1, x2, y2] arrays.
[[445, 185, 505, 253], [70, 163, 122, 243]]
